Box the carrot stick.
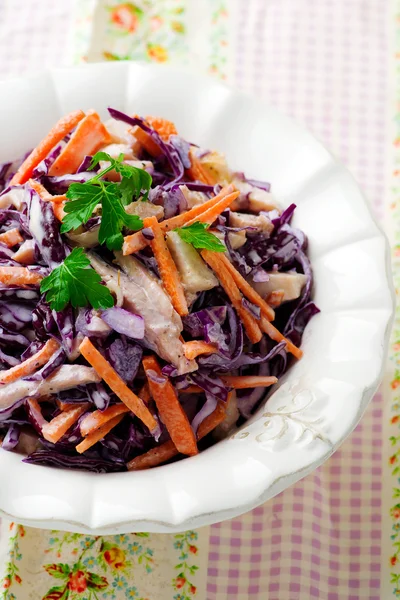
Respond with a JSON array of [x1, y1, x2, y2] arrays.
[[138, 382, 151, 404], [10, 110, 85, 185], [42, 404, 89, 444], [130, 126, 162, 157], [201, 250, 262, 343], [76, 414, 124, 454], [220, 375, 278, 389], [122, 184, 238, 255], [130, 115, 178, 157], [267, 290, 284, 308], [197, 394, 231, 439], [0, 338, 60, 384], [79, 337, 157, 432], [216, 253, 275, 321], [179, 384, 203, 394], [182, 341, 218, 360], [0, 266, 43, 286], [142, 355, 198, 456], [162, 187, 239, 231], [56, 400, 88, 412], [80, 404, 130, 437], [127, 440, 177, 471], [29, 179, 66, 222], [259, 316, 303, 359], [144, 216, 188, 316], [185, 148, 217, 185], [127, 394, 230, 470], [0, 228, 23, 248], [48, 111, 111, 177]]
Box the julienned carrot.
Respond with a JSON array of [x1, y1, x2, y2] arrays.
[[10, 110, 85, 185], [79, 337, 157, 432], [56, 400, 88, 413], [76, 414, 124, 454], [0, 266, 43, 286], [183, 341, 218, 360], [127, 440, 177, 471], [138, 382, 151, 404], [42, 404, 89, 444], [201, 250, 262, 344], [197, 393, 231, 439], [144, 216, 188, 317], [123, 184, 236, 255], [185, 191, 240, 228], [267, 290, 284, 308], [80, 404, 130, 437], [220, 375, 278, 389], [146, 116, 178, 141], [0, 228, 23, 248], [142, 355, 198, 456], [0, 338, 60, 384], [259, 316, 303, 360], [127, 395, 230, 470], [130, 125, 162, 157], [216, 253, 275, 321], [130, 116, 178, 157], [162, 186, 238, 231], [29, 179, 66, 222], [49, 111, 111, 177], [185, 148, 217, 185]]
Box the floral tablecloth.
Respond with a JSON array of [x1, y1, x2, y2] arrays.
[[0, 0, 397, 598]]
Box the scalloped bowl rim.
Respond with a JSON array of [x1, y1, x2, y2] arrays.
[[0, 62, 394, 534]]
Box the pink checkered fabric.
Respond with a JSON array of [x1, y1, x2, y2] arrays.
[[0, 0, 70, 79], [207, 1, 387, 597]]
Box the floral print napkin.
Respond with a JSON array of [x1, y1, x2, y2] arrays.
[[0, 521, 208, 599]]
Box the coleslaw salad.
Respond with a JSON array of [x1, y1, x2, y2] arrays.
[[0, 108, 319, 473]]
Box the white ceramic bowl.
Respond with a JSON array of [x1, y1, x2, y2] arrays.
[[0, 62, 394, 534]]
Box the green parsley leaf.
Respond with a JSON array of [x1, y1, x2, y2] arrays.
[[61, 151, 152, 247], [61, 183, 103, 233], [40, 247, 114, 312], [175, 222, 226, 252], [90, 151, 152, 203], [98, 182, 143, 250]]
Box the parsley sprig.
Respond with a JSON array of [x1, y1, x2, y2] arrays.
[[176, 222, 226, 252], [61, 152, 152, 250], [40, 247, 114, 312]]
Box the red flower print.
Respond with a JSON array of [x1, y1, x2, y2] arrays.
[[189, 545, 198, 554], [190, 584, 197, 594], [104, 547, 126, 569], [15, 575, 22, 584], [392, 415, 400, 424], [3, 577, 10, 589], [392, 555, 398, 566], [392, 379, 400, 390], [390, 455, 398, 465], [110, 3, 140, 33], [68, 570, 87, 593], [175, 576, 186, 589], [393, 508, 400, 519], [393, 342, 400, 350]]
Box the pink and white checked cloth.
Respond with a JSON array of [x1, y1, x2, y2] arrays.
[[0, 1, 392, 598]]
